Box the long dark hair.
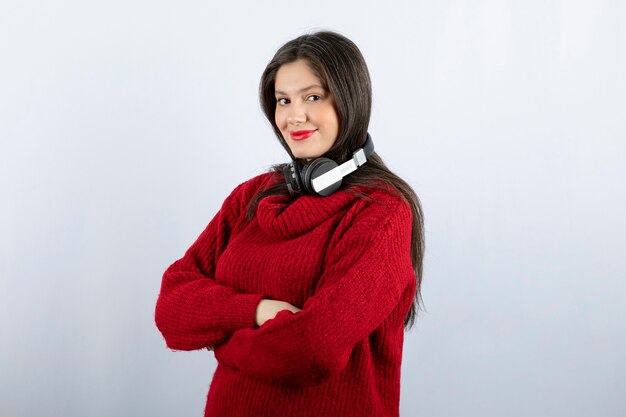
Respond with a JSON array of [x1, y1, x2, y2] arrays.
[[247, 30, 425, 330]]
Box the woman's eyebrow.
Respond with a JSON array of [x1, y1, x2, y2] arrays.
[[275, 84, 324, 95]]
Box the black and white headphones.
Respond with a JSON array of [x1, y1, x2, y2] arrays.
[[282, 133, 375, 197]]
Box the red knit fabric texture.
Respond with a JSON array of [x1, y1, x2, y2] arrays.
[[155, 172, 416, 417]]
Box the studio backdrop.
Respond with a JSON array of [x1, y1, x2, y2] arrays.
[[0, 1, 624, 416]]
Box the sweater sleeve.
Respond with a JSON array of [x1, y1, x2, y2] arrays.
[[213, 194, 415, 387], [154, 175, 270, 351]]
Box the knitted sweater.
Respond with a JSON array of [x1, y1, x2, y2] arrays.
[[155, 172, 416, 417]]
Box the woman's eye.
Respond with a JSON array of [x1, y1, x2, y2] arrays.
[[277, 98, 289, 105], [307, 95, 321, 102]]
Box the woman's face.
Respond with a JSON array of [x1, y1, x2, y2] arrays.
[[274, 59, 340, 160]]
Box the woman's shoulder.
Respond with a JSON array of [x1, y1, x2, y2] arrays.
[[343, 183, 412, 232], [349, 182, 410, 211]]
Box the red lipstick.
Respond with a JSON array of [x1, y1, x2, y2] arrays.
[[290, 130, 316, 141]]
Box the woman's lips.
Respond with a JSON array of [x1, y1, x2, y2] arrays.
[[290, 130, 316, 141]]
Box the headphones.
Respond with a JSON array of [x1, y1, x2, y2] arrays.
[[282, 133, 375, 197]]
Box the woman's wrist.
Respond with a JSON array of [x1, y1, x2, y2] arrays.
[[255, 299, 302, 327]]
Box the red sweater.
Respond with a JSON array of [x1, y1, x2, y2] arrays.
[[155, 172, 416, 417]]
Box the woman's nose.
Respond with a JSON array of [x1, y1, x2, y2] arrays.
[[287, 106, 306, 125]]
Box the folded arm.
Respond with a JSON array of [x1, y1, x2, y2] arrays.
[[214, 197, 415, 386], [155, 177, 269, 351]]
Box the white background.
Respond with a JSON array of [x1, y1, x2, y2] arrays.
[[1, 1, 624, 416]]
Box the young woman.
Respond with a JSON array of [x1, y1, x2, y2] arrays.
[[155, 30, 425, 417]]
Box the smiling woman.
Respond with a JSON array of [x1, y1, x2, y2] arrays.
[[274, 59, 340, 160], [155, 30, 425, 417]]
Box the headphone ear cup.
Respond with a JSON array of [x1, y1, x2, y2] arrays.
[[301, 158, 341, 196], [283, 161, 303, 196]]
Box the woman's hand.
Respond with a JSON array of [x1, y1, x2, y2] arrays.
[[255, 299, 302, 327]]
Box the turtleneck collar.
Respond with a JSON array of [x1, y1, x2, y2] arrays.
[[255, 189, 359, 239]]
